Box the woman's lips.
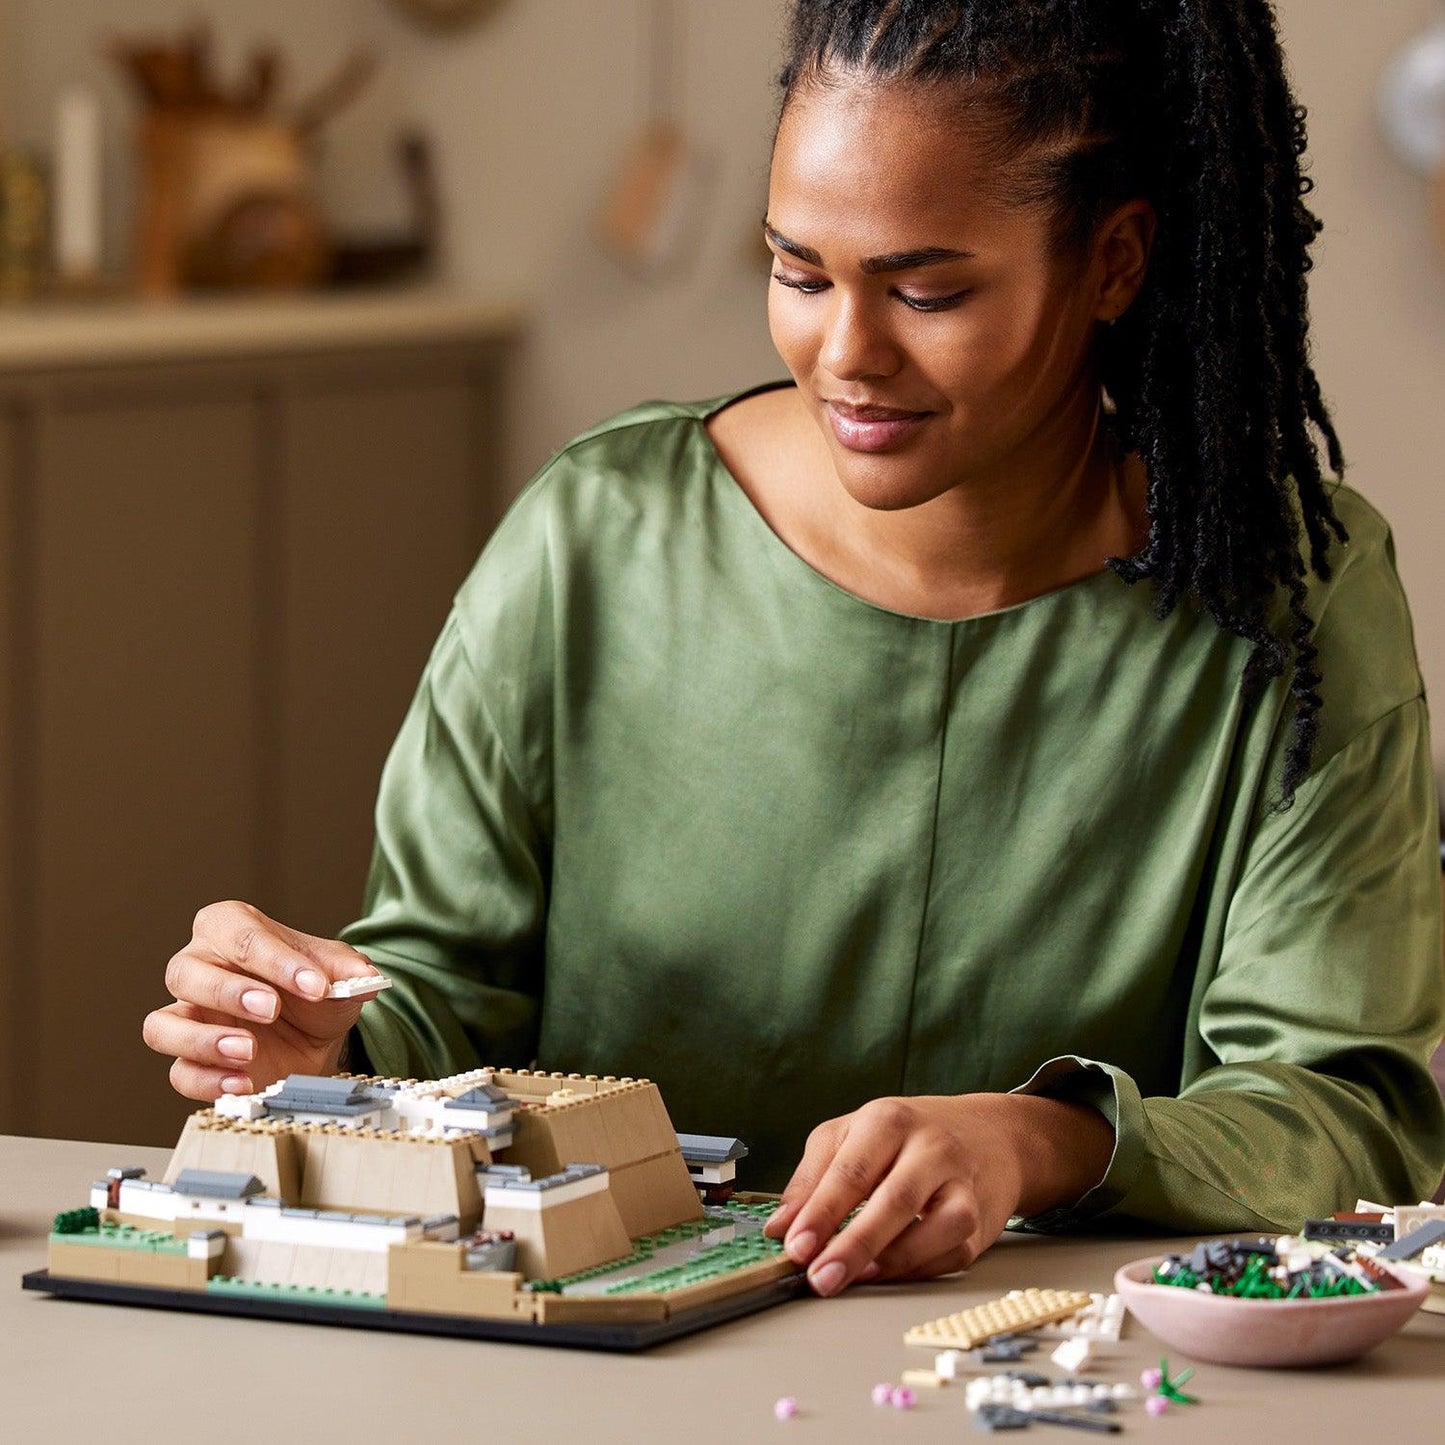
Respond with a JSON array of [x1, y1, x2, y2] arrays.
[[826, 401, 932, 452]]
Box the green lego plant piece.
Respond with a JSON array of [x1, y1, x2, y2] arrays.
[[51, 1207, 101, 1235], [1157, 1358, 1198, 1405]]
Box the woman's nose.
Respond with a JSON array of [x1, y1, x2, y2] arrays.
[[819, 294, 901, 381]]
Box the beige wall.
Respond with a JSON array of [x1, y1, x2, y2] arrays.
[[5, 0, 1443, 769]]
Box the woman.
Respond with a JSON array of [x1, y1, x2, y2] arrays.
[[143, 0, 1445, 1299]]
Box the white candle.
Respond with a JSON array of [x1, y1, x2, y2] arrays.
[[55, 85, 102, 279]]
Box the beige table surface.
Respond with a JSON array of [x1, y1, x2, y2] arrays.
[[3, 1133, 1442, 1443]]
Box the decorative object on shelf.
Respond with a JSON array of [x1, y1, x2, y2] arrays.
[[386, 0, 509, 33], [596, 0, 712, 273], [1377, 10, 1445, 260], [113, 26, 376, 296], [53, 86, 104, 287], [330, 131, 440, 288], [0, 147, 47, 301]]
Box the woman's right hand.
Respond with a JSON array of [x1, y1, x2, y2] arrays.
[[143, 900, 387, 1101]]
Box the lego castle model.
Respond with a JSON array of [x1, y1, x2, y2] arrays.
[[41, 1068, 789, 1336]]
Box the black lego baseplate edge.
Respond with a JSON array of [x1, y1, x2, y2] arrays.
[[21, 1268, 808, 1351]]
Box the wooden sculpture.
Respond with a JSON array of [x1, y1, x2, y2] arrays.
[[113, 28, 375, 297]]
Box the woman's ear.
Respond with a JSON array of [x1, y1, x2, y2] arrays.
[[1094, 198, 1156, 324]]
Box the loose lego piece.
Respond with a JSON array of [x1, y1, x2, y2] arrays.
[[773, 1397, 798, 1420], [326, 973, 393, 999], [1378, 1219, 1445, 1262], [1028, 1409, 1123, 1434], [1144, 1396, 1169, 1418], [1034, 1292, 1126, 1344], [905, 1288, 1092, 1349], [935, 1349, 967, 1379], [1051, 1338, 1094, 1373], [975, 1403, 1122, 1435], [1151, 1358, 1197, 1406], [965, 1376, 1135, 1415], [976, 1404, 1032, 1433], [975, 1335, 1041, 1364], [890, 1386, 917, 1409], [871, 1383, 894, 1406], [1303, 1217, 1395, 1246], [902, 1368, 944, 1389]]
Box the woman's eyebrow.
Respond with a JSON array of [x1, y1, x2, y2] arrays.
[[763, 221, 975, 272]]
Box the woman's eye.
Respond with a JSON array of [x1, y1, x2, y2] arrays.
[[771, 272, 828, 294], [899, 290, 971, 312]]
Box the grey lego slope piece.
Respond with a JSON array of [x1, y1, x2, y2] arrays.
[[265, 1073, 379, 1117], [1379, 1218, 1445, 1261], [676, 1134, 748, 1164], [173, 1170, 265, 1200]]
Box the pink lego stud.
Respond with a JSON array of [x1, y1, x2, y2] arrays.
[[774, 1397, 799, 1421], [871, 1383, 894, 1406]]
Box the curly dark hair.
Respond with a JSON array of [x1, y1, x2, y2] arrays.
[[776, 0, 1348, 811]]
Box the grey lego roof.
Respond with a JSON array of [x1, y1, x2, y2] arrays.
[[106, 1166, 147, 1181], [173, 1169, 266, 1200], [485, 1163, 605, 1194], [445, 1084, 511, 1109], [676, 1133, 749, 1164], [477, 1164, 532, 1182], [264, 1073, 380, 1117]]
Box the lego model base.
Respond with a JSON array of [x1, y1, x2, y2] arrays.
[[22, 1267, 807, 1352]]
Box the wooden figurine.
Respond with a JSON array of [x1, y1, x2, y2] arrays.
[[112, 27, 375, 297]]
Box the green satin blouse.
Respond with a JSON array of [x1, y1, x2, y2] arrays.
[[343, 380, 1445, 1228]]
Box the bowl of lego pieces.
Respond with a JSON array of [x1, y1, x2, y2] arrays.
[[1114, 1235, 1430, 1367]]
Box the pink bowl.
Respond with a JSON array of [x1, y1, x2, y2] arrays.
[[1113, 1254, 1429, 1367]]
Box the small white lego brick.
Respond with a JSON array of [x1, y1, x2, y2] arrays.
[[327, 973, 393, 1000], [934, 1349, 966, 1380], [1035, 1290, 1126, 1343], [1050, 1337, 1094, 1373]]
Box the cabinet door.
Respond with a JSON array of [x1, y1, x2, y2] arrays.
[[32, 391, 264, 1144], [274, 366, 489, 938], [0, 407, 19, 1128]]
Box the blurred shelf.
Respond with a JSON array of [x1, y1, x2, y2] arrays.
[[0, 286, 524, 372]]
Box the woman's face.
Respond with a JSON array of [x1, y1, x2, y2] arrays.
[[767, 76, 1142, 512]]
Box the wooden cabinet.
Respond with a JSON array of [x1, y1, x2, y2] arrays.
[[0, 293, 520, 1145]]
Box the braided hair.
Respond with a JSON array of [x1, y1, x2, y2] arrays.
[[776, 1, 1348, 811]]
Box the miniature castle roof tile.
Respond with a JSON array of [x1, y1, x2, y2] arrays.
[[173, 1169, 265, 1200], [264, 1073, 380, 1117], [487, 1163, 606, 1193], [676, 1133, 749, 1164], [444, 1084, 511, 1109]]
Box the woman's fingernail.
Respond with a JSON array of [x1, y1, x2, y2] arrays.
[[295, 968, 325, 999], [220, 1075, 250, 1095], [809, 1260, 847, 1297], [241, 989, 276, 1021], [217, 1035, 253, 1062], [786, 1230, 818, 1265]]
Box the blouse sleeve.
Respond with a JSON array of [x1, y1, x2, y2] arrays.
[[331, 389, 579, 1088], [1011, 693, 1445, 1233]]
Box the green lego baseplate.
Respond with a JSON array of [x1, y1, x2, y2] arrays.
[[207, 1276, 387, 1310], [50, 1221, 188, 1257]]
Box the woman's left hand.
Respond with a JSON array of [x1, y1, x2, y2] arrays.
[[760, 1092, 1113, 1296]]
